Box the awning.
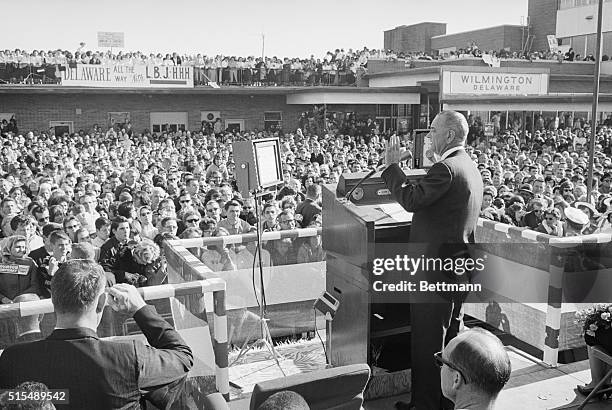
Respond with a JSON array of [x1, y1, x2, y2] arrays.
[[286, 91, 420, 105], [443, 101, 612, 112]]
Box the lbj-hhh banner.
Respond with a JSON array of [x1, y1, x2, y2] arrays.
[[61, 64, 194, 88]]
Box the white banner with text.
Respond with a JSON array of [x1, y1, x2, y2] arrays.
[[61, 64, 194, 88]]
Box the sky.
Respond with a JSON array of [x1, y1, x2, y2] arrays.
[[4, 0, 528, 58]]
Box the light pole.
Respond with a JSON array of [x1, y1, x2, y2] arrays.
[[586, 0, 604, 200]]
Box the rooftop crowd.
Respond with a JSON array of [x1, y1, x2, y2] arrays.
[[1, 44, 607, 86]]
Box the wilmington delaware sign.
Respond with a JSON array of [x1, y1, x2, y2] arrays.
[[441, 68, 549, 97]]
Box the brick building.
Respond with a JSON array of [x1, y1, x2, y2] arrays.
[[527, 0, 559, 53], [430, 25, 526, 56], [384, 22, 447, 54], [528, 0, 612, 57], [0, 87, 421, 136]]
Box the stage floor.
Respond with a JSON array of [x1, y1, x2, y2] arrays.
[[228, 332, 328, 401], [226, 336, 612, 409], [362, 352, 612, 410]]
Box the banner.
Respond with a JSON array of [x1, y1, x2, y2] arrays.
[[97, 32, 124, 48], [547, 35, 560, 52], [61, 64, 194, 88], [0, 263, 30, 275]]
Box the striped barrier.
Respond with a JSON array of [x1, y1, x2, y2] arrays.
[[0, 278, 230, 401], [476, 218, 612, 244], [169, 227, 322, 249], [475, 218, 612, 367]]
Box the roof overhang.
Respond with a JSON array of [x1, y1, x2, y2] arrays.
[[442, 94, 612, 112], [286, 87, 422, 105]]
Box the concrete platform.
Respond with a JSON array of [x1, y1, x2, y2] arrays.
[[363, 351, 612, 410], [225, 332, 612, 409]]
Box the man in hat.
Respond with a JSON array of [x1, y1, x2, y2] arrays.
[[518, 184, 534, 204], [564, 207, 589, 236], [574, 202, 599, 234]]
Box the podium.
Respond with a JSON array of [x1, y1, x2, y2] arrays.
[[322, 183, 413, 394]]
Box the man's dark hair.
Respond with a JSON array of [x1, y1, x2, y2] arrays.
[[160, 216, 176, 228], [448, 328, 511, 397], [31, 204, 48, 217], [117, 201, 135, 219], [95, 217, 111, 231], [111, 216, 130, 233], [10, 214, 35, 231], [257, 391, 309, 410], [51, 259, 106, 314], [49, 230, 70, 245], [224, 200, 241, 211], [42, 222, 62, 238]]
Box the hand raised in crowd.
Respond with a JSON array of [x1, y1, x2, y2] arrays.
[[48, 256, 62, 277], [107, 283, 147, 316]]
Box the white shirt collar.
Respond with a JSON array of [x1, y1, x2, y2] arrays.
[[440, 146, 465, 161]]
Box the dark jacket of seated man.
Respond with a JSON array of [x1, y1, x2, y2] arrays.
[[0, 259, 194, 410]]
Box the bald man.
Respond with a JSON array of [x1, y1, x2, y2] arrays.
[[438, 328, 511, 409], [382, 111, 484, 410]]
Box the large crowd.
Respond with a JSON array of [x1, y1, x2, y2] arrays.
[[1, 44, 608, 86], [0, 47, 384, 86], [0, 112, 610, 287], [1, 112, 612, 306], [2, 111, 612, 407]]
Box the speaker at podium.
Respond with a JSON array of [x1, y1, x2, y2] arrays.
[[322, 168, 426, 398]]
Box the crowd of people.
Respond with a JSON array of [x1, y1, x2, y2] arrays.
[[2, 43, 608, 86], [0, 47, 382, 86], [0, 112, 611, 319], [0, 121, 332, 315], [2, 108, 612, 407]]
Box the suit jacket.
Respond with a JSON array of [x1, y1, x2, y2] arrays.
[[296, 198, 322, 227], [382, 149, 483, 246], [15, 331, 43, 343], [0, 305, 193, 410]]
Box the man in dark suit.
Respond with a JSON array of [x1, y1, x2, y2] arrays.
[[381, 111, 483, 410], [0, 259, 193, 410], [296, 184, 322, 227]]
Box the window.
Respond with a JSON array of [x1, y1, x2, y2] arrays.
[[376, 104, 413, 132], [225, 119, 244, 133], [264, 111, 282, 131], [150, 112, 188, 133], [108, 112, 130, 130], [49, 121, 73, 136]]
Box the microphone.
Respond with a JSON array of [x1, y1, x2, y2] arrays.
[[344, 168, 377, 202]]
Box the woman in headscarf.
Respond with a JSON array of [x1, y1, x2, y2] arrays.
[[0, 235, 41, 304]]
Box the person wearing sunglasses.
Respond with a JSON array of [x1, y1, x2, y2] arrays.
[[179, 210, 201, 236], [436, 328, 511, 410], [535, 208, 564, 237]]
